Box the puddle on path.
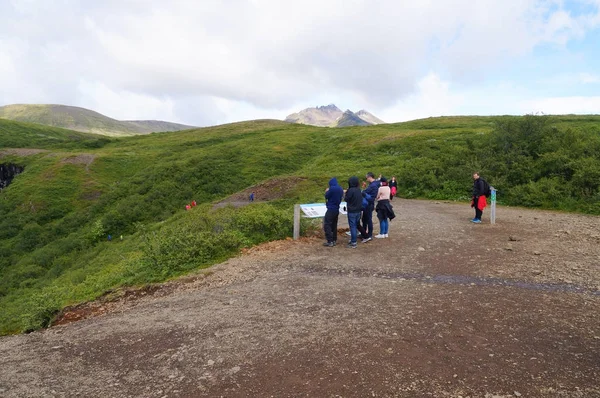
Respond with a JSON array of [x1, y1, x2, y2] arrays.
[[303, 267, 600, 296]]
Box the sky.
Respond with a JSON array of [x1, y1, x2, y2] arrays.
[[1, 0, 600, 126]]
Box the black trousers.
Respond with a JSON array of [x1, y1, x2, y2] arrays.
[[364, 202, 375, 238], [359, 211, 369, 238], [323, 209, 339, 243], [475, 206, 483, 220]]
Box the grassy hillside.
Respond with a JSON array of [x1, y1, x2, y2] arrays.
[[0, 118, 111, 149], [0, 104, 195, 137], [1, 115, 599, 334]]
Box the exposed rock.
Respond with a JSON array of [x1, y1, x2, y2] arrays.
[[0, 163, 24, 189], [355, 110, 385, 125], [335, 110, 372, 127]]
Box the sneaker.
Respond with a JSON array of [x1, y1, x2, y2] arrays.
[[375, 234, 385, 239], [323, 241, 334, 247], [332, 241, 337, 246], [471, 218, 482, 224], [345, 231, 351, 236], [361, 237, 372, 243], [384, 234, 389, 238], [347, 243, 357, 249]]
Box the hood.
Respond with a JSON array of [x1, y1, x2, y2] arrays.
[[329, 177, 339, 187], [348, 176, 359, 188]]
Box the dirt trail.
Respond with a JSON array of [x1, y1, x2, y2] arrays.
[[1, 200, 599, 398]]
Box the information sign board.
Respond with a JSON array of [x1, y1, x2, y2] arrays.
[[299, 202, 347, 218]]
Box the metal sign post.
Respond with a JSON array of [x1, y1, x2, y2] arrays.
[[490, 187, 496, 225], [293, 204, 300, 240]]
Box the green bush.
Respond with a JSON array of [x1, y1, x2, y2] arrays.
[[140, 204, 291, 279], [19, 287, 64, 332]]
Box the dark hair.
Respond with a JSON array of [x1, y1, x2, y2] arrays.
[[366, 172, 375, 178]]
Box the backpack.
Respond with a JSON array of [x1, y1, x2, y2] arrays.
[[361, 192, 372, 209], [481, 179, 491, 198]]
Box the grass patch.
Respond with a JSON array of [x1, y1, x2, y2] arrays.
[[1, 114, 599, 334]]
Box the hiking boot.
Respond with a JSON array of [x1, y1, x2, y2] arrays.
[[362, 237, 372, 243], [375, 234, 385, 239], [347, 242, 357, 249], [323, 241, 334, 247]]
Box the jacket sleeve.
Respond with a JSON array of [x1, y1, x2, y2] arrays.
[[365, 182, 379, 200]]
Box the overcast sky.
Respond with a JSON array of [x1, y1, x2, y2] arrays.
[[1, 0, 600, 126]]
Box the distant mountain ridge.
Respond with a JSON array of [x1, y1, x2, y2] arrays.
[[355, 110, 385, 125], [0, 104, 196, 137], [335, 110, 372, 127], [284, 104, 384, 127]]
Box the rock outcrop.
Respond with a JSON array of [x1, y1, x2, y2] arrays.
[[0, 163, 24, 189]]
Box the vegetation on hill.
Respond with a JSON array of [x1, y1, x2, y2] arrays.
[[1, 115, 599, 334], [0, 104, 195, 137], [0, 118, 111, 149]]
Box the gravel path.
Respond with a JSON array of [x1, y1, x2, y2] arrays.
[[1, 200, 599, 397]]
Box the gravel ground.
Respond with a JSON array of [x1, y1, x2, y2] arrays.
[[1, 199, 599, 398]]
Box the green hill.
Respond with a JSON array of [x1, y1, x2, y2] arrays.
[[0, 118, 111, 149], [1, 114, 599, 334], [0, 104, 195, 137]]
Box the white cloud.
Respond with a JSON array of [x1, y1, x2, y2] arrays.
[[379, 73, 465, 122], [579, 73, 600, 83], [77, 80, 177, 122], [521, 96, 600, 114], [1, 0, 600, 124]]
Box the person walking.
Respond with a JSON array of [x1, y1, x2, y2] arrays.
[[390, 176, 398, 200], [323, 177, 344, 247], [363, 172, 380, 242], [375, 177, 395, 238], [471, 172, 488, 223], [344, 176, 363, 249]]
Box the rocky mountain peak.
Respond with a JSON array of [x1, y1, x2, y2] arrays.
[[285, 105, 384, 127]]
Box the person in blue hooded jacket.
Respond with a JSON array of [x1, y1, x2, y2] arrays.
[[323, 177, 344, 247], [362, 172, 381, 242]]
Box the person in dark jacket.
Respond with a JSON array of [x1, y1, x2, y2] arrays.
[[471, 172, 487, 223], [362, 172, 380, 242], [346, 192, 370, 240], [323, 177, 344, 247], [344, 176, 363, 248]]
